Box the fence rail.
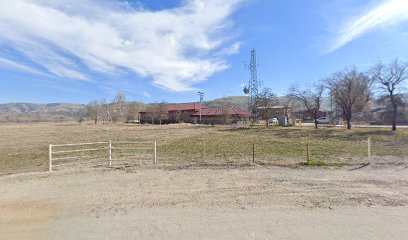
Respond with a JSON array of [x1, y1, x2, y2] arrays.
[[51, 142, 109, 147], [49, 140, 157, 171]]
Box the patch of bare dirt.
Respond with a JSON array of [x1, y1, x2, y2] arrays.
[[1, 163, 407, 239]]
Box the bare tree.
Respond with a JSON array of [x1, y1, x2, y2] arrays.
[[288, 84, 324, 128], [98, 99, 110, 123], [126, 102, 142, 122], [150, 101, 168, 125], [255, 88, 277, 127], [157, 101, 169, 125], [375, 94, 406, 125], [219, 99, 234, 125], [325, 67, 371, 129], [86, 100, 102, 124], [104, 104, 112, 123], [371, 59, 408, 131], [220, 107, 232, 125], [146, 111, 155, 124], [182, 111, 191, 123], [110, 92, 126, 123], [173, 110, 183, 123]]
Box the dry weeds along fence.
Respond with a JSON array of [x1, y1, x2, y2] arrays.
[[46, 132, 408, 171], [158, 131, 405, 166], [1, 123, 407, 175]]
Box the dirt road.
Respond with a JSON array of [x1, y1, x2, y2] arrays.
[[1, 164, 407, 239]]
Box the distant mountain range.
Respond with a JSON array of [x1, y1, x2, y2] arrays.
[[204, 96, 249, 110], [0, 96, 330, 115], [0, 97, 252, 117], [3, 94, 405, 122], [0, 103, 85, 115]]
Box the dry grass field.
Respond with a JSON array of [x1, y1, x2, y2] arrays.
[[1, 122, 407, 175]]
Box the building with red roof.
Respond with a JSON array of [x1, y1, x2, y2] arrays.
[[139, 103, 207, 124], [139, 103, 251, 124], [191, 106, 251, 124]]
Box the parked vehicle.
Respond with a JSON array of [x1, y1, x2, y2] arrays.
[[317, 117, 329, 124], [268, 117, 279, 126]]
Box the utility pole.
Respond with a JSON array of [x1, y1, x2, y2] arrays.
[[198, 91, 204, 124]]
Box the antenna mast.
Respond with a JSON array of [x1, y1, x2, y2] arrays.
[[248, 49, 261, 114]]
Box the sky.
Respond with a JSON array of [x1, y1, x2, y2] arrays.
[[0, 0, 408, 104]]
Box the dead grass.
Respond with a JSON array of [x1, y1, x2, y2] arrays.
[[0, 122, 407, 175]]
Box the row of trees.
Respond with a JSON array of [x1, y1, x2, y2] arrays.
[[86, 92, 143, 124], [287, 59, 408, 130], [142, 102, 169, 125], [86, 60, 406, 129]]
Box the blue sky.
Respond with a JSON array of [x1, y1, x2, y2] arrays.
[[0, 0, 407, 104]]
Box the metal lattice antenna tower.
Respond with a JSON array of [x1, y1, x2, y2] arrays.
[[248, 49, 261, 113]]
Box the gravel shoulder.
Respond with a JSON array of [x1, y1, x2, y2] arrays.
[[1, 163, 407, 240]]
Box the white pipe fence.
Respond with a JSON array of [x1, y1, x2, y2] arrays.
[[49, 140, 157, 171]]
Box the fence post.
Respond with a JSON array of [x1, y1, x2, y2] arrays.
[[203, 137, 206, 161], [367, 137, 371, 159], [306, 143, 310, 163], [252, 143, 255, 163], [109, 140, 112, 166], [154, 141, 157, 164], [49, 144, 53, 172]]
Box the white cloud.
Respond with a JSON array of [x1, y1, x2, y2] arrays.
[[0, 0, 244, 91], [143, 91, 151, 98], [217, 42, 241, 56], [327, 0, 408, 53], [0, 56, 50, 77]]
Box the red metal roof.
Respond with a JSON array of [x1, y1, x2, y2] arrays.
[[139, 103, 208, 113], [191, 106, 251, 117], [166, 103, 208, 112], [257, 106, 288, 110]]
